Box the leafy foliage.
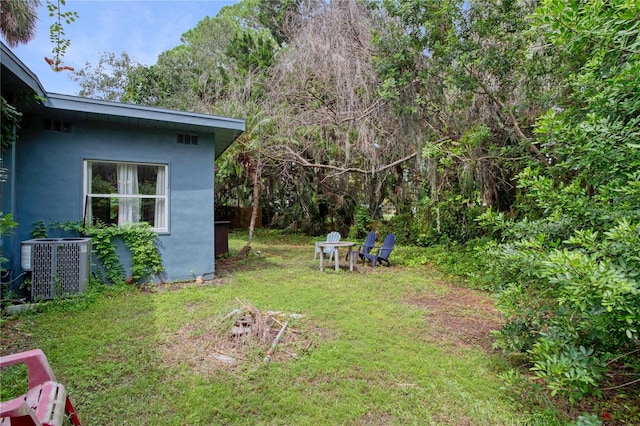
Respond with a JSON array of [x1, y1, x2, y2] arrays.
[[348, 206, 372, 240], [0, 96, 22, 153], [255, 0, 300, 46], [0, 212, 18, 272], [377, 0, 546, 226], [71, 52, 138, 101], [45, 0, 78, 71], [477, 0, 640, 401], [40, 220, 164, 285], [226, 30, 277, 76], [487, 224, 640, 397], [87, 222, 164, 285]]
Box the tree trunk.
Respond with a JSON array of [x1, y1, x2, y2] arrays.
[[236, 157, 261, 260]]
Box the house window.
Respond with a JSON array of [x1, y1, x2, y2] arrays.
[[84, 160, 168, 231], [44, 119, 72, 133], [176, 133, 198, 145]]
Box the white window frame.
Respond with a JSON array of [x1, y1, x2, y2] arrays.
[[83, 160, 169, 232]]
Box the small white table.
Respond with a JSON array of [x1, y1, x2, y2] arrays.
[[318, 241, 355, 272]]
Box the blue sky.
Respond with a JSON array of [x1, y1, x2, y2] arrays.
[[9, 0, 238, 95]]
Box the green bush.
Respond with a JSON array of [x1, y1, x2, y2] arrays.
[[348, 206, 373, 240], [487, 220, 640, 400]]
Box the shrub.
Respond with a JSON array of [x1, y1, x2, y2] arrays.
[[487, 220, 640, 400]]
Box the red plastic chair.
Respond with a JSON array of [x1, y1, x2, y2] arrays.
[[0, 349, 81, 426]]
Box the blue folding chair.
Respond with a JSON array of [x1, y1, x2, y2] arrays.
[[362, 233, 395, 267], [350, 231, 377, 264]]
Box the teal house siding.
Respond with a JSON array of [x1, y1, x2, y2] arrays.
[[1, 42, 244, 285], [15, 120, 219, 281]]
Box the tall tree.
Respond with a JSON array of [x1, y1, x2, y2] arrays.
[[262, 0, 418, 232], [376, 0, 550, 240], [70, 52, 138, 101], [255, 0, 302, 46]]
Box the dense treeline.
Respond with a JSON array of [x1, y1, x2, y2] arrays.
[[71, 0, 639, 408]]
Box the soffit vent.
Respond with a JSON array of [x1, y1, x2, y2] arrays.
[[176, 133, 199, 145], [44, 119, 72, 133]]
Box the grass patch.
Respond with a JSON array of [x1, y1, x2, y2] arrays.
[[0, 229, 566, 425]]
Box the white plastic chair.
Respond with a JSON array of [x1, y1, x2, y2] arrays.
[[314, 231, 341, 261]]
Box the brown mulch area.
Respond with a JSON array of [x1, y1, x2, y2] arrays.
[[0, 320, 35, 356], [406, 281, 504, 353], [405, 279, 639, 425]]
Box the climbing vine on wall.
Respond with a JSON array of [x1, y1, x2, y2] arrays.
[[87, 222, 164, 284], [45, 221, 164, 284]]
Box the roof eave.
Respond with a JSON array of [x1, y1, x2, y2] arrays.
[[44, 93, 245, 133], [1, 42, 46, 97]]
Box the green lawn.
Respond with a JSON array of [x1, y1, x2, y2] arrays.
[[0, 229, 564, 425]]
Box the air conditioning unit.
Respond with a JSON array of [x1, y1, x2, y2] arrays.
[[21, 238, 92, 301]]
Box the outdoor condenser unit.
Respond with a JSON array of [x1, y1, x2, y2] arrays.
[[21, 238, 92, 301]]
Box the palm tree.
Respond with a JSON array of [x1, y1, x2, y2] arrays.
[[227, 110, 273, 260], [0, 0, 41, 47]]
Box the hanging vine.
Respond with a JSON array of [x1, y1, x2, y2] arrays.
[[45, 0, 78, 72], [1, 96, 22, 153]]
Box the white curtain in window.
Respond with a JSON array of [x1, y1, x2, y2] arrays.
[[85, 163, 93, 224], [117, 163, 139, 225], [155, 166, 166, 229]]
